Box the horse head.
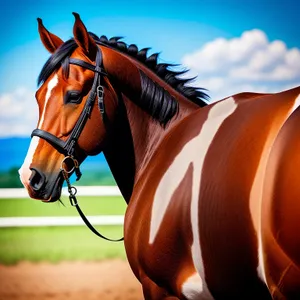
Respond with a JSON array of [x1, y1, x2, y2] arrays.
[[19, 13, 118, 201]]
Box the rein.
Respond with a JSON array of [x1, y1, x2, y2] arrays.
[[60, 156, 123, 242], [31, 47, 123, 242]]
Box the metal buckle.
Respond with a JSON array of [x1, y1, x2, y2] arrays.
[[60, 157, 79, 206], [97, 85, 105, 113], [60, 155, 82, 181], [69, 192, 78, 206]]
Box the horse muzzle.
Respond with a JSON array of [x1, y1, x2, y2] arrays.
[[25, 167, 63, 202]]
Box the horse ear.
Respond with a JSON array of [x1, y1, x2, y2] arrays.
[[37, 18, 64, 53], [72, 12, 97, 59]]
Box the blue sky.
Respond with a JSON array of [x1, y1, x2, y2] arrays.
[[0, 0, 300, 138]]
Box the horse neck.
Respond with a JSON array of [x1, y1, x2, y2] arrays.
[[124, 95, 197, 178], [101, 46, 200, 202]]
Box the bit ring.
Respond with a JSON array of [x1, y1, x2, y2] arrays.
[[60, 156, 79, 174]]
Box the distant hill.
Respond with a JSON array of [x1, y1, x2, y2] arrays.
[[0, 137, 115, 187], [0, 137, 110, 172]]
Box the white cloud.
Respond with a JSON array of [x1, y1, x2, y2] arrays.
[[0, 87, 38, 137], [2, 29, 300, 137], [182, 29, 300, 101]]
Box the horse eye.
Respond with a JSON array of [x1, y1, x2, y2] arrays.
[[64, 90, 82, 104]]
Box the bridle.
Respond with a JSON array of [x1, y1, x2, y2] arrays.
[[32, 47, 107, 179], [31, 46, 123, 242]]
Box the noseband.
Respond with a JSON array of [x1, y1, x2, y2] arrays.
[[31, 47, 123, 242], [31, 47, 107, 180]]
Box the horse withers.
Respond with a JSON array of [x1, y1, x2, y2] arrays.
[[19, 13, 300, 299]]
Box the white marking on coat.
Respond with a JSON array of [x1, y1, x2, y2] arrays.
[[150, 97, 237, 298], [291, 94, 300, 113], [38, 75, 58, 129], [182, 273, 203, 300], [18, 136, 40, 187]]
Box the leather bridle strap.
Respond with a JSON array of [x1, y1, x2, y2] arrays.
[[31, 47, 107, 162]]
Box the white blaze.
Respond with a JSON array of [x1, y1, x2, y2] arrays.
[[150, 97, 237, 298], [18, 136, 40, 187], [19, 75, 58, 187], [38, 75, 58, 129]]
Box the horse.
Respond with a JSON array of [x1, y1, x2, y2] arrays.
[[19, 13, 300, 299]]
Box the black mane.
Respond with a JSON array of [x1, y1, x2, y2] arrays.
[[93, 34, 209, 107], [38, 33, 209, 125]]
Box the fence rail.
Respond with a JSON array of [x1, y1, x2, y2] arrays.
[[0, 186, 121, 198], [0, 186, 123, 228], [0, 216, 124, 227]]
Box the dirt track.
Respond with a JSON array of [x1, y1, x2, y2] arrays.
[[0, 260, 143, 300]]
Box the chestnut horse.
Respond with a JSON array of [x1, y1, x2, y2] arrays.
[[19, 13, 300, 299]]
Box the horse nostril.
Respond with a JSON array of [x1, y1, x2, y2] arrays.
[[29, 168, 46, 192]]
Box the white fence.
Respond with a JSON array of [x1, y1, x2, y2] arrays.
[[0, 186, 121, 198], [0, 216, 124, 227], [0, 186, 124, 228]]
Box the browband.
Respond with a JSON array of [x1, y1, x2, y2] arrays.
[[69, 58, 107, 75]]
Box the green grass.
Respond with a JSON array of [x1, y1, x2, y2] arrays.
[[0, 196, 127, 217], [0, 196, 127, 265], [0, 226, 126, 265]]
